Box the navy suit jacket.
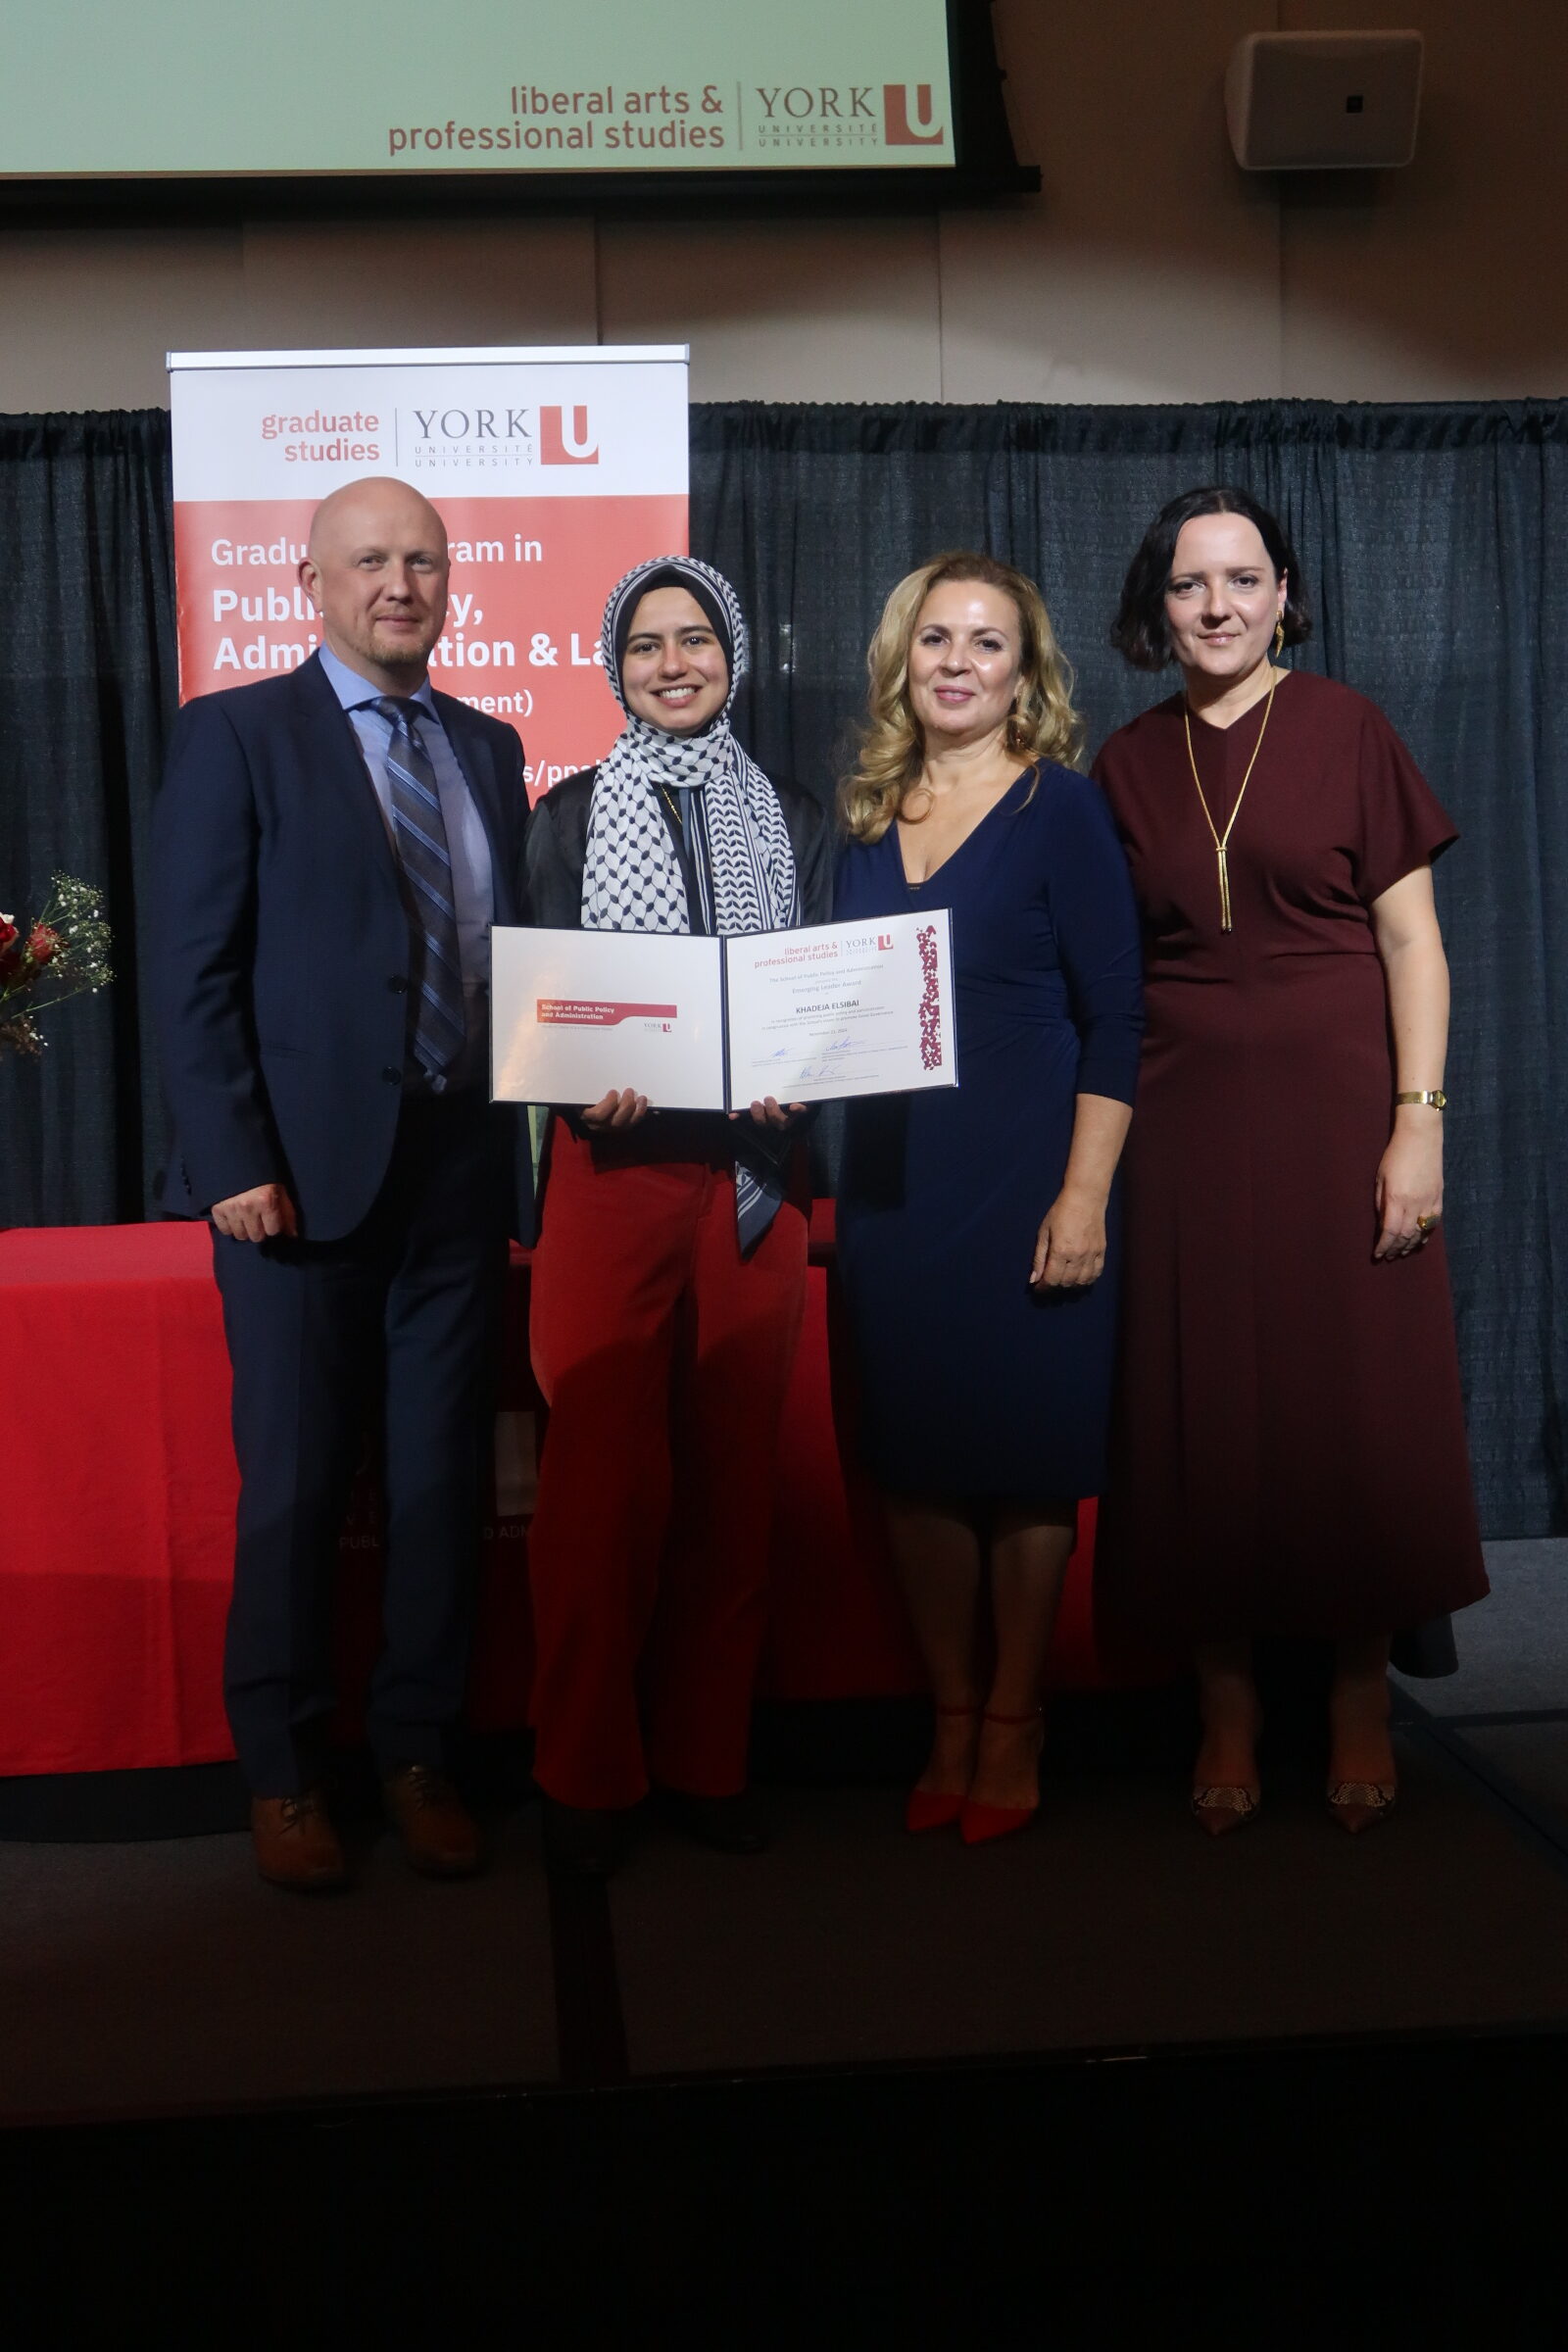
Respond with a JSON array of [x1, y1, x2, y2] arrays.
[[152, 651, 535, 1244]]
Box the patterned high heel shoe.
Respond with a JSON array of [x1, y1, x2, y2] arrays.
[[959, 1707, 1044, 1845], [1191, 1690, 1262, 1836], [905, 1703, 979, 1833], [1191, 1783, 1260, 1837], [1326, 1779, 1396, 1834], [1326, 1682, 1397, 1833]]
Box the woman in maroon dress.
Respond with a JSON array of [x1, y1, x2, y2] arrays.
[[1094, 486, 1488, 1834]]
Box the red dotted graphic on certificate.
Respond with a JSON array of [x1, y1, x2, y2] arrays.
[[916, 924, 943, 1070]]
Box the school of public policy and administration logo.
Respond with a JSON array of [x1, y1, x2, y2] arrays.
[[397, 401, 599, 473], [751, 80, 948, 154]]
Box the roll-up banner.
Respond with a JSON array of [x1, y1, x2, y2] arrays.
[[169, 344, 688, 797]]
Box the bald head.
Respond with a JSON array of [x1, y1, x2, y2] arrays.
[[299, 475, 450, 691], [307, 475, 446, 564]]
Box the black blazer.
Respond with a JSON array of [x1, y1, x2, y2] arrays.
[[525, 763, 834, 933], [152, 652, 535, 1243], [520, 761, 834, 1183]]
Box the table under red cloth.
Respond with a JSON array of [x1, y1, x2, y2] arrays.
[[1, 1218, 1157, 1781]]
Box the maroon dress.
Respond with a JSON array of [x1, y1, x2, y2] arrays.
[[1093, 668, 1488, 1646]]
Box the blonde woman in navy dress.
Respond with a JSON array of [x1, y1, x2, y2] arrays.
[[834, 553, 1143, 1842]]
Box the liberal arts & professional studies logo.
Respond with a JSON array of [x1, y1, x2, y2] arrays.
[[397, 403, 599, 470], [750, 80, 947, 154], [883, 83, 946, 147]]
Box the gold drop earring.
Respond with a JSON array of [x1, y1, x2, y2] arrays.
[[1273, 617, 1286, 659]]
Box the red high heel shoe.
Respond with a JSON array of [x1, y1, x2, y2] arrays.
[[959, 1707, 1044, 1845], [905, 1702, 979, 1833]]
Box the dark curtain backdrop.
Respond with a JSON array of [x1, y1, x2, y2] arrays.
[[0, 411, 176, 1229], [2, 399, 1563, 1536]]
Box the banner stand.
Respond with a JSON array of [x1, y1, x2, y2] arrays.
[[170, 343, 689, 798]]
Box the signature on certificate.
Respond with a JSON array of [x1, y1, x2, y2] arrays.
[[772, 1035, 855, 1085]]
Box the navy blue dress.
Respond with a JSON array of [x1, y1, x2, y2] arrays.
[[834, 763, 1143, 1498]]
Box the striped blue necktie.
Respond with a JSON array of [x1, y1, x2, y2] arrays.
[[376, 698, 466, 1079]]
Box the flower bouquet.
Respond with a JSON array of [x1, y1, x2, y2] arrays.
[[0, 875, 114, 1057]]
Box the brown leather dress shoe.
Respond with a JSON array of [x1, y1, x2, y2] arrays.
[[250, 1789, 347, 1892], [383, 1763, 481, 1878]]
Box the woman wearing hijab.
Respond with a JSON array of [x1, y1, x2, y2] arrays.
[[523, 556, 832, 1878]]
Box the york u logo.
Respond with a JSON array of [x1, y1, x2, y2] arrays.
[[540, 405, 599, 466], [409, 406, 530, 441], [877, 933, 895, 950], [883, 83, 946, 147]]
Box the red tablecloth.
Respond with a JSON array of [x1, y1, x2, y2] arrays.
[[1, 1219, 1152, 1779]]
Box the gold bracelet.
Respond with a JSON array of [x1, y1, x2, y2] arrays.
[[1395, 1090, 1447, 1109]]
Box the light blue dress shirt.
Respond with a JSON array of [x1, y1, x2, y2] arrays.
[[318, 641, 494, 1088]]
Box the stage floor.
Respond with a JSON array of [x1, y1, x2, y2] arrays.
[[5, 1689, 1568, 2127], [8, 1588, 1568, 2340]]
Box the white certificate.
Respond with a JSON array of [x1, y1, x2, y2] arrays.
[[723, 909, 956, 1106], [490, 928, 726, 1111], [490, 909, 956, 1110]]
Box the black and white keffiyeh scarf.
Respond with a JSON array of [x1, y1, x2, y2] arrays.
[[583, 556, 798, 937], [582, 556, 801, 1249]]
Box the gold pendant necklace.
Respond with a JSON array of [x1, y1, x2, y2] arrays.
[[657, 782, 685, 834], [1182, 669, 1279, 933]]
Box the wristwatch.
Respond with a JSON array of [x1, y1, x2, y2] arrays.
[[1395, 1090, 1447, 1109]]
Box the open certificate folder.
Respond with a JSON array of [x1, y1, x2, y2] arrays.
[[491, 909, 956, 1112]]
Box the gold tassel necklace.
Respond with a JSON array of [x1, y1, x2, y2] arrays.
[[1182, 668, 1279, 933]]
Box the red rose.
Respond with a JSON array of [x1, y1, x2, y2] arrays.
[[26, 923, 61, 967], [0, 915, 20, 980]]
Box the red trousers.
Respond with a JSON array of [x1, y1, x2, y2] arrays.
[[526, 1123, 808, 1808]]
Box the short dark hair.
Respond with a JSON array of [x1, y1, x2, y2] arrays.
[[1110, 484, 1313, 670]]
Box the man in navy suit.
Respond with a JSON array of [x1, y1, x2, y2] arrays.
[[154, 476, 533, 1890]]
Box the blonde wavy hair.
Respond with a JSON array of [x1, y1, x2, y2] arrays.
[[838, 552, 1085, 845]]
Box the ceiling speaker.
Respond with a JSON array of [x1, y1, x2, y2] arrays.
[[1226, 30, 1424, 170]]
